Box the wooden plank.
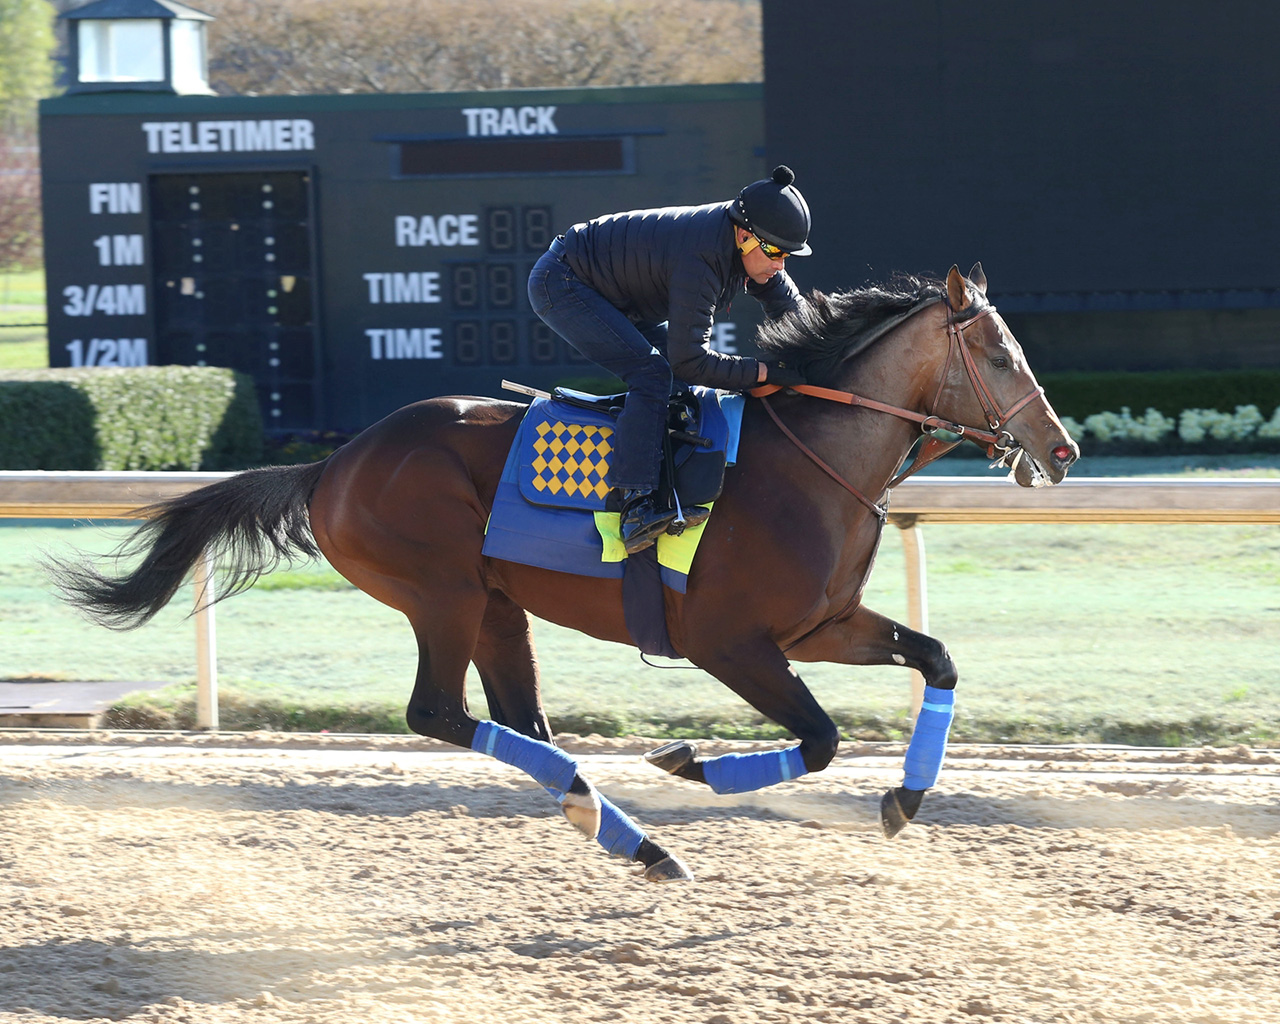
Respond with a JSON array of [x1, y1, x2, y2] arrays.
[[887, 477, 1280, 525], [2, 471, 1278, 524], [0, 471, 228, 519]]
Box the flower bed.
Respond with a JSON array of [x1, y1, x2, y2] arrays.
[[1058, 404, 1280, 456]]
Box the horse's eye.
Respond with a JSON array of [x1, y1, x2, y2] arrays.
[[990, 356, 1009, 370]]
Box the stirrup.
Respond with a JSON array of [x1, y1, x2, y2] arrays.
[[666, 506, 710, 536]]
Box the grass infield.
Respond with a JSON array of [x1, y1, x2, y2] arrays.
[[0, 270, 47, 370], [3, 477, 1278, 745]]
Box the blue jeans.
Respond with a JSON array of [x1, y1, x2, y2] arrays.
[[527, 249, 671, 492]]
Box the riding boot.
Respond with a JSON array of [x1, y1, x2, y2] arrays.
[[619, 489, 676, 554]]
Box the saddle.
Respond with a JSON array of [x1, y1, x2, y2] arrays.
[[524, 383, 729, 529], [484, 384, 743, 658]]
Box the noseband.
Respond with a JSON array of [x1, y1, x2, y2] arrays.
[[754, 301, 1050, 518]]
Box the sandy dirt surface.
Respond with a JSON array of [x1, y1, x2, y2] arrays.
[[0, 732, 1277, 1024]]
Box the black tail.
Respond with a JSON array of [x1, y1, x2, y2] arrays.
[[46, 460, 329, 631]]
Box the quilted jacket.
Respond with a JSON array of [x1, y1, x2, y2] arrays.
[[560, 201, 801, 391]]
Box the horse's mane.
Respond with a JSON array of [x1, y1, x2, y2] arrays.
[[756, 275, 980, 385]]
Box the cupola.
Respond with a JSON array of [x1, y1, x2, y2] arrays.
[[61, 0, 215, 95]]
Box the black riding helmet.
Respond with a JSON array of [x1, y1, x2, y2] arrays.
[[729, 164, 812, 255]]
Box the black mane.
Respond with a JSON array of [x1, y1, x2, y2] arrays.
[[756, 275, 961, 385]]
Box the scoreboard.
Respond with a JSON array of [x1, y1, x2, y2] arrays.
[[39, 84, 766, 431], [759, 1, 1280, 373]]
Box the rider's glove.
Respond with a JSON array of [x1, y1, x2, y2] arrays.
[[760, 361, 806, 388]]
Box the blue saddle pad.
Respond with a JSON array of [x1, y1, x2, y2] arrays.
[[482, 387, 744, 594]]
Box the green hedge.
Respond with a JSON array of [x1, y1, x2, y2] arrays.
[[0, 366, 263, 470], [4, 366, 1277, 471], [1040, 369, 1280, 422]]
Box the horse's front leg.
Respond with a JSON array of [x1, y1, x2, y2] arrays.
[[785, 604, 958, 838], [646, 636, 841, 794]]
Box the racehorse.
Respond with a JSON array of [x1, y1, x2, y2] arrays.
[[50, 264, 1078, 882]]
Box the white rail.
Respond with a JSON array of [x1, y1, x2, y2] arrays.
[[3, 471, 1279, 726]]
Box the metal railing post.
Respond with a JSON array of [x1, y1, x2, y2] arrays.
[[192, 548, 219, 730]]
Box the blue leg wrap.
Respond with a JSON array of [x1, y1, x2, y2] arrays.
[[903, 686, 956, 791], [595, 795, 646, 859], [542, 787, 644, 860], [701, 745, 808, 795], [472, 720, 577, 794]]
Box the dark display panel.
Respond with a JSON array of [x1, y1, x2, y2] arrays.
[[399, 137, 628, 177], [149, 171, 319, 426], [763, 1, 1280, 308]]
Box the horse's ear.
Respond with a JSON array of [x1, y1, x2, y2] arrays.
[[946, 265, 967, 311], [968, 261, 987, 295]]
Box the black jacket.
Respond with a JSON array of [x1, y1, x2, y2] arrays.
[[561, 201, 801, 391]]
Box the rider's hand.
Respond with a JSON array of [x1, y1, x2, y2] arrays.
[[760, 361, 806, 388]]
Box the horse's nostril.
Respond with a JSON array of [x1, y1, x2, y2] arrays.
[[1052, 445, 1074, 465]]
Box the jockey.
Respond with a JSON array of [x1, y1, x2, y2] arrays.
[[527, 165, 813, 554]]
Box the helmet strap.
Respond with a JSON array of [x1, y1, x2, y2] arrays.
[[736, 232, 761, 257]]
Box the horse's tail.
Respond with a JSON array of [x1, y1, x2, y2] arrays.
[[46, 460, 330, 631]]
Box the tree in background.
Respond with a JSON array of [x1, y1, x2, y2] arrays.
[[0, 0, 55, 272], [201, 0, 761, 95], [0, 137, 41, 271], [0, 0, 55, 131]]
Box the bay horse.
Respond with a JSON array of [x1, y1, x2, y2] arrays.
[[50, 264, 1078, 882]]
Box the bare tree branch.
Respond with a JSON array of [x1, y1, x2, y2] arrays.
[[198, 0, 761, 96], [0, 132, 41, 272]]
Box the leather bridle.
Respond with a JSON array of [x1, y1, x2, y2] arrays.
[[936, 306, 1046, 453], [752, 301, 1049, 519]]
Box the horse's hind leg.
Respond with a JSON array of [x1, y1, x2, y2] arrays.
[[468, 591, 597, 836], [383, 584, 603, 842], [472, 591, 554, 742], [471, 591, 692, 882]]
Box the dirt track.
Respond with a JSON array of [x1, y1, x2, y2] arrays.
[[0, 733, 1277, 1024]]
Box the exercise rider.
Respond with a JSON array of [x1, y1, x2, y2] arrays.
[[527, 165, 813, 554]]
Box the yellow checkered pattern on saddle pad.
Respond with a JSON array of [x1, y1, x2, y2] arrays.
[[529, 419, 614, 505]]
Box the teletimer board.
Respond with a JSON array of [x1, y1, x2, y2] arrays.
[[39, 84, 766, 431]]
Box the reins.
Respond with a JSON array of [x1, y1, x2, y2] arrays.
[[759, 398, 887, 518], [751, 303, 1050, 517]]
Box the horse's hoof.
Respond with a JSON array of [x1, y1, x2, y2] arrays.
[[642, 854, 695, 883], [560, 785, 602, 841], [644, 740, 698, 775], [880, 787, 925, 838], [880, 788, 911, 839]]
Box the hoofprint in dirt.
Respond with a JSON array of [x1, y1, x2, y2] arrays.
[[0, 736, 1276, 1024]]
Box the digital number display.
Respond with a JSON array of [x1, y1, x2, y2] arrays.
[[430, 204, 586, 366], [399, 137, 628, 177], [451, 320, 522, 366]]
